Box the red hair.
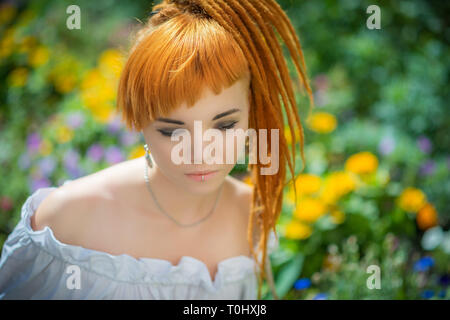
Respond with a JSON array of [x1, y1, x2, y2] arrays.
[[116, 0, 314, 299]]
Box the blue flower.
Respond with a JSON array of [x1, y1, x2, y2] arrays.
[[413, 256, 435, 272], [312, 293, 327, 300], [294, 278, 311, 290], [438, 274, 449, 287], [421, 290, 434, 299]]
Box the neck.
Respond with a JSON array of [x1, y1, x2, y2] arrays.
[[143, 162, 225, 225]]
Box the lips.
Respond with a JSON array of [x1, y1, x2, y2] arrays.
[[185, 170, 219, 182], [186, 170, 218, 175]]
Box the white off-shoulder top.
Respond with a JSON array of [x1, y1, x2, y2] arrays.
[[0, 182, 278, 300]]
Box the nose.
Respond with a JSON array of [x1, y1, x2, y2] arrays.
[[190, 122, 225, 165], [192, 134, 222, 165]]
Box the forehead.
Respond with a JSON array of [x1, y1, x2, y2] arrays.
[[167, 78, 250, 121]]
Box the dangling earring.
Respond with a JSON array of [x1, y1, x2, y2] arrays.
[[144, 144, 153, 168], [245, 137, 251, 172]]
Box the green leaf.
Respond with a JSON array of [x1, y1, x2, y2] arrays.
[[266, 252, 304, 299]]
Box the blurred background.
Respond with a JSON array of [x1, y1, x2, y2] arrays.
[[0, 0, 448, 300]]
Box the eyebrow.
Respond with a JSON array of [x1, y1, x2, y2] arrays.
[[156, 108, 241, 125]]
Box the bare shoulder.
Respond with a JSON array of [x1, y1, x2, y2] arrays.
[[30, 164, 124, 244]]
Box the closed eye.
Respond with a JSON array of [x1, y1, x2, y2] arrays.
[[218, 121, 239, 131], [157, 121, 239, 137], [157, 128, 187, 137]]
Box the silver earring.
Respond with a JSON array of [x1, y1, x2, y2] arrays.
[[144, 144, 153, 168]]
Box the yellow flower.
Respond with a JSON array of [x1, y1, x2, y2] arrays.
[[8, 67, 28, 87], [56, 125, 74, 143], [90, 103, 114, 123], [39, 139, 53, 156], [28, 45, 50, 67], [397, 187, 427, 213], [319, 171, 357, 205], [80, 55, 121, 123], [416, 203, 438, 230], [284, 126, 301, 146], [48, 56, 80, 93], [345, 151, 378, 175], [285, 220, 312, 240], [307, 112, 337, 134], [0, 30, 15, 58], [81, 68, 115, 111], [17, 35, 38, 54], [242, 175, 253, 186], [286, 174, 321, 205], [0, 4, 17, 25], [330, 209, 345, 224], [54, 74, 77, 93], [294, 197, 327, 223], [128, 145, 145, 159], [293, 173, 321, 195], [81, 68, 105, 90], [99, 49, 124, 79]]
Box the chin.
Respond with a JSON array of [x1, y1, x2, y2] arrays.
[[182, 171, 226, 194]]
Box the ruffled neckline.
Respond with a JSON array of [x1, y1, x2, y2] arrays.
[[18, 182, 277, 292]]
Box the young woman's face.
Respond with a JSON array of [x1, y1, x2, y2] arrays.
[[142, 77, 250, 195]]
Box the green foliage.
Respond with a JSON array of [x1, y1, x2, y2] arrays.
[[0, 0, 448, 300]]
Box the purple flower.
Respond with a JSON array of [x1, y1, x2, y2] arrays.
[[66, 166, 84, 179], [419, 160, 435, 176], [294, 278, 311, 290], [26, 132, 41, 154], [106, 116, 123, 134], [417, 136, 432, 154], [18, 153, 31, 170], [413, 256, 435, 272], [87, 144, 104, 162], [314, 90, 329, 107], [120, 130, 139, 146], [66, 111, 85, 129], [30, 177, 51, 192], [314, 74, 328, 91], [378, 135, 396, 156], [63, 149, 80, 171], [38, 156, 57, 177], [30, 166, 44, 179], [105, 146, 124, 164]]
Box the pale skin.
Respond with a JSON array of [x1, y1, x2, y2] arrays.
[[31, 77, 259, 282]]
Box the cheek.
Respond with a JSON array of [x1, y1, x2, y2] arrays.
[[146, 135, 175, 168], [224, 124, 249, 164]]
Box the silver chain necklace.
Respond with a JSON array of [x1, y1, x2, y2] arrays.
[[143, 157, 224, 227]]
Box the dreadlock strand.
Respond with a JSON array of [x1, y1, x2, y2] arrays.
[[257, 0, 313, 185], [228, 0, 296, 185], [242, 0, 301, 191], [265, 0, 314, 113]]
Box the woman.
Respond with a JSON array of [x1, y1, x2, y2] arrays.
[[0, 0, 313, 299]]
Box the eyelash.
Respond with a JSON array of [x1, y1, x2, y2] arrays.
[[158, 121, 239, 137]]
